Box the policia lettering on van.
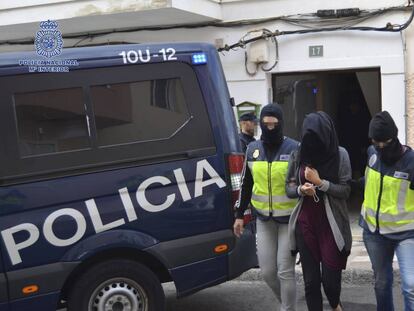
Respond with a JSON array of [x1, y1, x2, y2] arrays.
[[1, 159, 225, 266], [0, 43, 257, 311]]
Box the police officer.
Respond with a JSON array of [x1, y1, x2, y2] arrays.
[[360, 111, 414, 311], [234, 103, 299, 311], [238, 112, 257, 152]]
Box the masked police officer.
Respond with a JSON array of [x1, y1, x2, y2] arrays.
[[234, 103, 299, 311], [361, 111, 414, 311]]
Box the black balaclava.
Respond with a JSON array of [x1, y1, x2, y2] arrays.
[[368, 111, 403, 166], [299, 111, 339, 183], [260, 103, 284, 147]]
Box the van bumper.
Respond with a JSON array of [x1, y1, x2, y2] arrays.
[[9, 291, 61, 311], [7, 262, 78, 301]]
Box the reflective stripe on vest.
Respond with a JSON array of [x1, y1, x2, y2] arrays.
[[248, 160, 296, 216], [362, 166, 414, 234]]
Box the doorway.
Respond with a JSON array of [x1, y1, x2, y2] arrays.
[[272, 68, 381, 213], [272, 68, 381, 178]]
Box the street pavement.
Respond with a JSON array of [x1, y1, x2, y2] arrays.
[[60, 204, 405, 310], [60, 280, 403, 311], [236, 239, 400, 286], [164, 281, 403, 311], [237, 205, 400, 286], [163, 206, 406, 311]]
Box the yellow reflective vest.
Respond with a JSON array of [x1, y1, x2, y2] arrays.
[[246, 138, 299, 217], [361, 146, 414, 234]]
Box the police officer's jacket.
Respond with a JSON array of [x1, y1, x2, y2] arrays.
[[236, 137, 299, 220], [361, 145, 414, 235], [239, 132, 255, 153]]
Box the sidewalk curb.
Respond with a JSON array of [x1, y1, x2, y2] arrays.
[[235, 233, 400, 286], [235, 267, 401, 285]]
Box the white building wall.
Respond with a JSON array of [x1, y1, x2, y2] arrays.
[[0, 0, 412, 143], [221, 0, 408, 20], [406, 20, 414, 147], [220, 0, 410, 142], [265, 26, 406, 142]]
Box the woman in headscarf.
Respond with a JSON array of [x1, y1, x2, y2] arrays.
[[286, 112, 352, 311], [360, 111, 414, 311]]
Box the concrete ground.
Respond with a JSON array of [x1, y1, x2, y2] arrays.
[[60, 195, 405, 311], [164, 281, 403, 311], [166, 201, 405, 311], [239, 195, 400, 286]]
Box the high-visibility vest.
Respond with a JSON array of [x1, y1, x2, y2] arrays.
[[361, 146, 414, 234], [246, 138, 298, 217]]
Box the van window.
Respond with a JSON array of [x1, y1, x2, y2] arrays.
[[14, 87, 91, 157], [0, 61, 215, 183], [151, 79, 184, 112], [90, 78, 189, 147]]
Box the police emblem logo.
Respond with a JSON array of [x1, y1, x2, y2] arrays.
[[253, 149, 260, 159], [35, 20, 63, 58], [394, 171, 409, 180], [280, 154, 290, 161]]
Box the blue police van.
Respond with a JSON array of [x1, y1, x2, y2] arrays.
[[0, 43, 257, 311]]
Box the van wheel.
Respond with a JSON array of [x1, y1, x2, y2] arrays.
[[67, 259, 165, 311]]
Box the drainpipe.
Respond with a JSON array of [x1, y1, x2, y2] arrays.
[[405, 13, 414, 147]]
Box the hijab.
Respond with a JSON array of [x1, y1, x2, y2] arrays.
[[368, 111, 403, 166], [299, 111, 340, 183]]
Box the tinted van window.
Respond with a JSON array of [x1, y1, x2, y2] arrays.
[[14, 87, 91, 157], [0, 61, 215, 183], [90, 78, 189, 146]]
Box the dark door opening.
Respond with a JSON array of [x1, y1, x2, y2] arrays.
[[272, 69, 381, 212]]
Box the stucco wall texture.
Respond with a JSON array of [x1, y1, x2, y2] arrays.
[[407, 74, 414, 147], [407, 21, 414, 148]]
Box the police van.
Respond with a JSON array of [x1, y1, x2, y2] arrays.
[[0, 43, 257, 311]]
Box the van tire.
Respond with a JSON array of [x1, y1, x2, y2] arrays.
[[67, 259, 165, 311]]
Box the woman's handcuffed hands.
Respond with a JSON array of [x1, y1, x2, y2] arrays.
[[304, 166, 322, 186], [300, 182, 316, 196]]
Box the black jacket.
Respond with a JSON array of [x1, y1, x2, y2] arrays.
[[239, 132, 255, 153]]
